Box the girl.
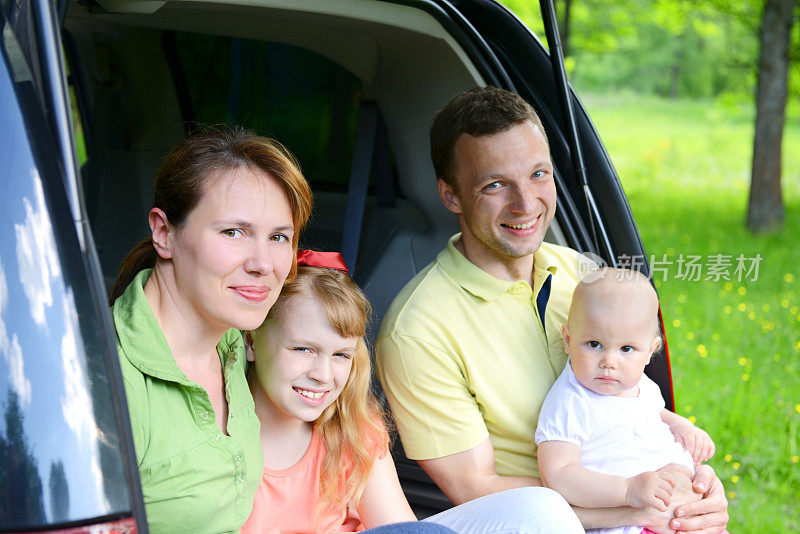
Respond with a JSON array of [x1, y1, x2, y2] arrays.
[[111, 127, 312, 533], [243, 251, 583, 533], [243, 250, 423, 532]]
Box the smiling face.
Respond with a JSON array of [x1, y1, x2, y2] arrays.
[[250, 295, 356, 425], [564, 270, 661, 397], [438, 120, 556, 277], [164, 167, 295, 333]]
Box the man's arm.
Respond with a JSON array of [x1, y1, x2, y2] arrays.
[[417, 437, 654, 531], [417, 437, 540, 505], [417, 438, 727, 533]]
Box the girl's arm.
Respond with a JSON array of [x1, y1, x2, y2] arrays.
[[537, 440, 685, 511], [357, 451, 418, 528]]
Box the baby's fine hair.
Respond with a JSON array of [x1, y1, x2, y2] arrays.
[[570, 267, 662, 339]]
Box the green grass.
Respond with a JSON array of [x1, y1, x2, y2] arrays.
[[581, 93, 800, 532]]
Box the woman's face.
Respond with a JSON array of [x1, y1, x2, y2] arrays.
[[165, 167, 295, 332], [250, 295, 356, 425]]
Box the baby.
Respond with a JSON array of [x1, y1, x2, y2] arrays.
[[535, 268, 716, 534]]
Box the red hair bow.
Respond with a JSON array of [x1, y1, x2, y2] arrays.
[[296, 249, 349, 273]]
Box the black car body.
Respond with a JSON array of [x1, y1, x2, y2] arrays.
[[0, 0, 673, 530]]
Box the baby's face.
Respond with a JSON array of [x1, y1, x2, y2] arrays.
[[564, 298, 660, 397]]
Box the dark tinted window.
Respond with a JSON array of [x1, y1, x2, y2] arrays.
[[170, 33, 361, 190], [0, 14, 131, 529]]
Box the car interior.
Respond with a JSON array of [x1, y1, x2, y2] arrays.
[[62, 0, 584, 516]]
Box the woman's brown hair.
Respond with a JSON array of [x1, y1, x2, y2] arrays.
[[109, 126, 313, 303]]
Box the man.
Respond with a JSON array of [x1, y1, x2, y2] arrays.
[[376, 87, 728, 532]]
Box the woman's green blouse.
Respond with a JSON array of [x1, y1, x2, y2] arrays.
[[112, 269, 263, 533]]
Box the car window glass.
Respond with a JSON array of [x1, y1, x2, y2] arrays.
[[170, 33, 361, 191], [0, 15, 131, 528]]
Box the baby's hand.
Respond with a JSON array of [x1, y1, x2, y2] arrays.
[[625, 464, 688, 511], [669, 418, 716, 464]]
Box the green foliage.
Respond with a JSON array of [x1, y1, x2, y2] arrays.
[[583, 92, 800, 533], [500, 0, 798, 103]]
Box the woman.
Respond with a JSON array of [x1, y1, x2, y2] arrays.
[[110, 127, 312, 533]]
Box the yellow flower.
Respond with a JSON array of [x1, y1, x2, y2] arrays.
[[724, 454, 732, 462], [724, 282, 733, 292], [781, 299, 790, 308], [795, 341, 800, 352], [785, 273, 796, 284], [731, 475, 739, 483], [792, 456, 799, 464], [733, 462, 740, 470], [738, 357, 747, 366], [795, 404, 800, 414], [737, 303, 746, 312], [742, 373, 750, 382], [728, 491, 736, 499], [748, 311, 755, 320], [762, 304, 769, 312], [724, 306, 732, 314], [672, 319, 681, 328], [687, 332, 695, 340], [774, 353, 781, 361], [792, 306, 799, 315], [737, 286, 746, 296], [697, 345, 707, 358], [689, 416, 697, 423], [685, 405, 693, 413]]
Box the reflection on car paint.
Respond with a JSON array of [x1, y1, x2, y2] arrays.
[[0, 57, 123, 526]]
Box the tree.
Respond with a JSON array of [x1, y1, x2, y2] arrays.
[[747, 0, 797, 233]]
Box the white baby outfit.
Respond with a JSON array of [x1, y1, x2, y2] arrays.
[[535, 360, 694, 534]]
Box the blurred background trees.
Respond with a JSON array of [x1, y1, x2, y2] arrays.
[[502, 0, 798, 234]]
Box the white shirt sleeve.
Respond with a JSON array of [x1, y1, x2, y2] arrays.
[[535, 366, 593, 447]]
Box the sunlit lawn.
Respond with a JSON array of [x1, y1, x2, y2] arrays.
[[582, 93, 800, 532]]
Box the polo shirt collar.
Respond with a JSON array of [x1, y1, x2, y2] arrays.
[[113, 269, 242, 384], [436, 233, 560, 302]]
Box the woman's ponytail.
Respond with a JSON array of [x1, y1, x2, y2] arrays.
[[109, 238, 158, 304]]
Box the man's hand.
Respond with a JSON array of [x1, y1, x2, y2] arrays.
[[625, 465, 687, 511], [670, 465, 729, 533], [667, 416, 715, 465]]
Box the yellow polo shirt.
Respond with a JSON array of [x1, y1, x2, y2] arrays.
[[376, 234, 587, 478]]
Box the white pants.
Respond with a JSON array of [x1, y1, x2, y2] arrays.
[[424, 487, 585, 534]]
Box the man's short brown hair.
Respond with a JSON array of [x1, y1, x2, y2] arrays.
[[430, 86, 548, 188]]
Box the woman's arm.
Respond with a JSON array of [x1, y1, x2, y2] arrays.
[[538, 441, 687, 510], [357, 452, 418, 528]]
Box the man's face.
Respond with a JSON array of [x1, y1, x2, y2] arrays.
[[439, 120, 556, 271]]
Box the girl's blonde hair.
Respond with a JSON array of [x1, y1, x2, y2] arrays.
[[265, 265, 387, 523]]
